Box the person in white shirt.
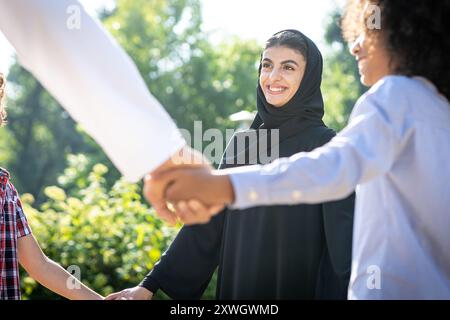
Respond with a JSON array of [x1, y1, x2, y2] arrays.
[[0, 0, 211, 223], [145, 0, 450, 299]]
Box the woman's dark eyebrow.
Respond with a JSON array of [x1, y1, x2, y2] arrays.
[[281, 60, 299, 67], [262, 58, 299, 67]]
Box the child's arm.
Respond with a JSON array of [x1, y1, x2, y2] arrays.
[[18, 234, 104, 300]]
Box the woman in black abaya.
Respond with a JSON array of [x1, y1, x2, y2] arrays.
[[122, 30, 355, 299]]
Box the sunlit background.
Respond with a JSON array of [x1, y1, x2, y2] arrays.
[[0, 0, 362, 300], [0, 0, 345, 74]]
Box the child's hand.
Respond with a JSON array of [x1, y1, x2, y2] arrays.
[[105, 286, 153, 300], [174, 199, 225, 225]]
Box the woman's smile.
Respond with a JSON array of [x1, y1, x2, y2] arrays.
[[259, 46, 306, 107], [266, 84, 289, 95]]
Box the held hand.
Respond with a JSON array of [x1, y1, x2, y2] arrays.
[[175, 199, 225, 224], [143, 146, 212, 225], [148, 167, 234, 224], [105, 286, 153, 300]]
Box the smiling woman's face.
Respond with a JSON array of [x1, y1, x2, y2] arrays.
[[259, 46, 306, 107]]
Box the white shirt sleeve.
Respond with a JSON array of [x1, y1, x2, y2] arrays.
[[228, 81, 410, 209], [0, 0, 186, 182]]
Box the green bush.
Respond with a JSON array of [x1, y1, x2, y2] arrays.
[[19, 161, 182, 299]]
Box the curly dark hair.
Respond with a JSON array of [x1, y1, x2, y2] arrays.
[[342, 0, 450, 100], [0, 73, 6, 126]]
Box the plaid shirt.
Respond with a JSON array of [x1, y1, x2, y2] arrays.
[[0, 167, 32, 300]]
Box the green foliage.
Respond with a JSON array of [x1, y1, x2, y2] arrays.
[[103, 0, 260, 134], [0, 126, 15, 164], [20, 162, 179, 299], [1, 0, 260, 201], [322, 61, 361, 130], [3, 65, 118, 204], [1, 2, 366, 301], [322, 9, 366, 131]]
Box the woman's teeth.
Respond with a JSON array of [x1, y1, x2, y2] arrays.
[[268, 86, 286, 92]]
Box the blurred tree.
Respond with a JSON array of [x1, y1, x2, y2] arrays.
[[3, 64, 115, 204], [3, 2, 371, 301], [322, 9, 366, 131], [2, 0, 261, 299], [1, 0, 261, 200], [20, 163, 178, 299], [103, 0, 260, 138]]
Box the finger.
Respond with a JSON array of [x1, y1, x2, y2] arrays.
[[177, 199, 211, 225], [175, 201, 195, 224], [156, 207, 178, 226], [155, 204, 178, 226], [105, 292, 122, 300], [165, 182, 182, 204], [143, 175, 178, 225], [165, 173, 197, 204], [175, 201, 192, 215], [188, 199, 212, 224], [208, 204, 225, 216]]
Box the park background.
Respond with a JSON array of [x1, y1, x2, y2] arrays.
[[0, 0, 365, 299]]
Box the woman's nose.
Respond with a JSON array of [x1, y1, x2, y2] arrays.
[[350, 40, 360, 56], [269, 68, 282, 80]]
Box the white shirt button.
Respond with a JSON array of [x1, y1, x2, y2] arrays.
[[291, 190, 302, 201], [248, 191, 259, 202]]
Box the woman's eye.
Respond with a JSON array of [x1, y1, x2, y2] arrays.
[[262, 63, 272, 69], [284, 65, 295, 71]]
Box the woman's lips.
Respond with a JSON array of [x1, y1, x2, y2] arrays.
[[357, 57, 367, 72], [357, 56, 367, 65], [266, 85, 287, 95]]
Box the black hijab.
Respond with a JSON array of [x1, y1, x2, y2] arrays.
[[251, 29, 325, 141], [221, 30, 326, 167]]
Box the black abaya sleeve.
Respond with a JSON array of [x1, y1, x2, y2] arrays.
[[322, 193, 355, 277], [139, 211, 225, 299], [315, 193, 355, 299], [313, 127, 355, 299], [138, 135, 239, 299]]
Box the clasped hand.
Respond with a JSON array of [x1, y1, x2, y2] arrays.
[[143, 146, 234, 225]]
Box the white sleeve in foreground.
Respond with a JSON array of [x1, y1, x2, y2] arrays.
[[0, 0, 185, 182], [228, 92, 407, 209]]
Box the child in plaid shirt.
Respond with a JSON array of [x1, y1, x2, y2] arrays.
[[0, 73, 103, 300]]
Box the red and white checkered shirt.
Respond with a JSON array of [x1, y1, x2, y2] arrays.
[[0, 167, 32, 300]]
